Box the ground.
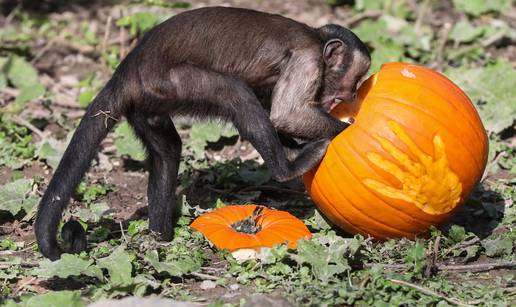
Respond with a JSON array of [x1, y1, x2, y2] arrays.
[[0, 0, 515, 306]]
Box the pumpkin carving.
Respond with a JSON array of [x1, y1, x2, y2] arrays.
[[304, 62, 488, 240], [191, 205, 311, 251]]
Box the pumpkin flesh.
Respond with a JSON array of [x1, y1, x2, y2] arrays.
[[190, 205, 312, 251]]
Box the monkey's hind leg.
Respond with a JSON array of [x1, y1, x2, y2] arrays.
[[127, 113, 182, 241]]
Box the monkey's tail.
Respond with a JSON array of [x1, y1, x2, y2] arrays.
[[35, 81, 126, 261]]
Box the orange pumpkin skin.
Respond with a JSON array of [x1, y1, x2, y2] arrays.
[[304, 62, 488, 240], [190, 205, 311, 251]]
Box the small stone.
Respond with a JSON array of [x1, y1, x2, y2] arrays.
[[229, 283, 239, 291], [231, 248, 257, 262], [200, 280, 217, 290]]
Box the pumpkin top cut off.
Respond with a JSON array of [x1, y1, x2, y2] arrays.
[[190, 205, 312, 251]]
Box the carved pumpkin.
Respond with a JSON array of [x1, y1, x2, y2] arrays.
[[304, 62, 488, 239], [191, 205, 311, 251]]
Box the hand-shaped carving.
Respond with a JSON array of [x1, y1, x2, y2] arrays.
[[363, 121, 462, 215]]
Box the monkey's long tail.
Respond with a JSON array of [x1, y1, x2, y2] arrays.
[[35, 83, 125, 261]]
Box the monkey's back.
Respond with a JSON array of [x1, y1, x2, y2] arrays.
[[134, 7, 323, 86]]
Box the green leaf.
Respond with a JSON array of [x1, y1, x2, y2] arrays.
[[446, 59, 516, 133], [0, 72, 7, 90], [449, 20, 484, 43], [113, 121, 146, 161], [16, 291, 85, 307], [187, 122, 238, 160], [482, 236, 513, 257], [116, 12, 159, 36], [36, 138, 66, 169], [369, 40, 406, 73], [74, 202, 111, 223], [448, 225, 466, 243], [145, 250, 200, 277], [2, 56, 40, 88], [404, 241, 425, 275], [14, 84, 45, 104], [453, 0, 510, 16], [78, 89, 96, 108], [0, 179, 39, 216], [352, 19, 406, 73], [237, 165, 270, 185], [97, 246, 134, 286], [295, 236, 350, 282], [75, 181, 115, 204], [304, 210, 332, 231], [353, 19, 388, 46], [355, 0, 383, 11], [127, 219, 148, 236], [31, 254, 103, 279], [0, 239, 17, 251]]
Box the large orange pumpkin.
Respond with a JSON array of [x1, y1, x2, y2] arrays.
[[191, 205, 311, 251], [304, 62, 488, 239]]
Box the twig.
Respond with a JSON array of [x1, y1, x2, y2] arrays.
[[344, 10, 382, 27], [449, 31, 506, 61], [3, 4, 20, 27], [365, 261, 516, 273], [189, 272, 219, 281], [119, 221, 128, 244], [457, 237, 481, 249], [101, 15, 113, 55], [51, 97, 82, 109], [50, 38, 96, 55], [0, 261, 38, 269], [389, 279, 471, 307], [414, 0, 431, 34], [439, 262, 516, 272], [92, 110, 119, 128], [31, 38, 57, 64], [11, 115, 47, 140], [119, 8, 127, 59], [363, 263, 407, 270], [434, 22, 452, 70], [425, 235, 441, 277]]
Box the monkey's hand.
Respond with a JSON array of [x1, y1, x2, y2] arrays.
[[275, 138, 331, 182]]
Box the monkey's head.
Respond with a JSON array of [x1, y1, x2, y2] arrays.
[[318, 25, 371, 112]]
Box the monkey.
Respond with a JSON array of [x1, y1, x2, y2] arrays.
[[35, 7, 371, 260]]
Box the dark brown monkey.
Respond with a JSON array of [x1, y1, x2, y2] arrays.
[[35, 7, 371, 260]]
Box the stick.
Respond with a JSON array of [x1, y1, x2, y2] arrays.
[[119, 8, 127, 59], [365, 261, 516, 273], [119, 221, 128, 244], [439, 262, 516, 272], [189, 272, 219, 281], [11, 115, 47, 140], [425, 235, 440, 277], [449, 31, 506, 61], [101, 15, 113, 55], [92, 110, 119, 128], [434, 22, 452, 70], [344, 10, 382, 27], [389, 279, 471, 307], [414, 0, 431, 34]]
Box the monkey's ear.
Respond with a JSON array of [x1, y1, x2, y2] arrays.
[[323, 39, 345, 68]]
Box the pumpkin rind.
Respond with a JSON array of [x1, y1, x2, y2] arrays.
[[304, 62, 488, 239], [190, 205, 312, 251]]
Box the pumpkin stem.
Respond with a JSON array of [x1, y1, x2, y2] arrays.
[[231, 206, 264, 234]]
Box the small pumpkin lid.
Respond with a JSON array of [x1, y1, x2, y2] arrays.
[[190, 204, 311, 251]]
